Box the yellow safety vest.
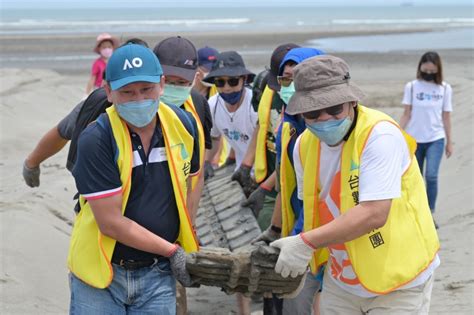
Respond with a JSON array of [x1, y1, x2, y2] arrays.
[[254, 85, 275, 183], [280, 122, 296, 237], [67, 103, 199, 289], [209, 85, 218, 98], [207, 85, 231, 167], [280, 121, 329, 271], [299, 105, 439, 294], [183, 96, 204, 190]]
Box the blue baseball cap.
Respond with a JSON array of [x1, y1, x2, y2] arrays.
[[278, 47, 325, 76], [106, 43, 163, 90], [197, 46, 219, 71]]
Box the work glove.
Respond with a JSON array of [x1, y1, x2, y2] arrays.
[[23, 160, 40, 187], [270, 233, 315, 278], [241, 185, 268, 217], [169, 246, 193, 287], [203, 161, 214, 181], [231, 164, 252, 189], [251, 225, 281, 245]]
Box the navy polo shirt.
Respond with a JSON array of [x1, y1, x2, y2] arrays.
[[73, 107, 199, 261]]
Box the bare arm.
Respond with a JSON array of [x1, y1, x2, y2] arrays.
[[25, 125, 69, 168], [241, 124, 259, 167], [187, 174, 204, 225], [205, 137, 221, 163], [399, 105, 412, 130], [304, 199, 391, 248], [89, 194, 176, 257], [85, 74, 96, 95], [442, 111, 453, 158], [260, 171, 276, 190], [270, 192, 282, 227]]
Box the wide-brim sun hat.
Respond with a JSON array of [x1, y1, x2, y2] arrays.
[[203, 51, 255, 84], [94, 33, 120, 54], [286, 55, 365, 115]]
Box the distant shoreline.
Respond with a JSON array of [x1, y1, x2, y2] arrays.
[[1, 27, 472, 75]]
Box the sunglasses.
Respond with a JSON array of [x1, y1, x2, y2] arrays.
[[302, 103, 346, 120], [214, 77, 241, 88], [277, 76, 293, 87]]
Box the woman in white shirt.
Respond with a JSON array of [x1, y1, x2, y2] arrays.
[[400, 51, 453, 222]]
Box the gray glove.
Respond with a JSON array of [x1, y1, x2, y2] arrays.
[[23, 160, 40, 187], [241, 186, 267, 217], [231, 164, 252, 189], [204, 161, 214, 181], [169, 246, 193, 287], [252, 225, 281, 245]]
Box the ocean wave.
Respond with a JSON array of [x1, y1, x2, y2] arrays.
[[0, 18, 251, 28], [332, 18, 474, 25]]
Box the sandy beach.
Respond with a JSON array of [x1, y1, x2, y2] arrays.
[[0, 28, 473, 314]]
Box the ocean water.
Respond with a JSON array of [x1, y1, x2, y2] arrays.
[[309, 28, 474, 52], [1, 6, 473, 35], [0, 5, 472, 66]]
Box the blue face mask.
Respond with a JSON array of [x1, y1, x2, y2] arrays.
[[115, 99, 159, 128], [219, 89, 243, 105], [306, 116, 352, 146], [161, 84, 192, 107], [278, 82, 295, 105]]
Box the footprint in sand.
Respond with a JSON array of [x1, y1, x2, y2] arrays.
[[444, 279, 474, 291]]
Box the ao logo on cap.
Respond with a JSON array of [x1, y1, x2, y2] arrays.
[[123, 57, 143, 70]]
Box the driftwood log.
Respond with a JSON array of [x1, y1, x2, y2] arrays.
[[186, 245, 304, 297]]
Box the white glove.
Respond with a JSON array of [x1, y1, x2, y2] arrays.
[[270, 233, 315, 278]]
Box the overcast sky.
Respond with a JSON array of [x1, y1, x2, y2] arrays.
[[3, 0, 473, 9]]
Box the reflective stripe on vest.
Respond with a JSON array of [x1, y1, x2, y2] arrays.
[[67, 103, 199, 289], [299, 105, 439, 294], [254, 85, 274, 183], [183, 96, 204, 190]]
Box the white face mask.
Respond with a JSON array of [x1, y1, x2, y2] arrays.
[[199, 71, 213, 87], [100, 47, 113, 58]]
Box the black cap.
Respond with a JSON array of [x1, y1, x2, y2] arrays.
[[267, 43, 300, 91], [203, 51, 255, 84], [153, 36, 197, 82]]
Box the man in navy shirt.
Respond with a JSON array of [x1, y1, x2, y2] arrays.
[[69, 43, 200, 314]]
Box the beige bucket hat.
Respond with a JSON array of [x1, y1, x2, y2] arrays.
[[286, 55, 365, 115]]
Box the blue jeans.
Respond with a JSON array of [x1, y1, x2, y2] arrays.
[[69, 260, 176, 315], [415, 138, 445, 212]]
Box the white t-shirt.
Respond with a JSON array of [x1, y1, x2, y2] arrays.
[[402, 79, 452, 143], [209, 88, 258, 169], [293, 121, 439, 297]]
